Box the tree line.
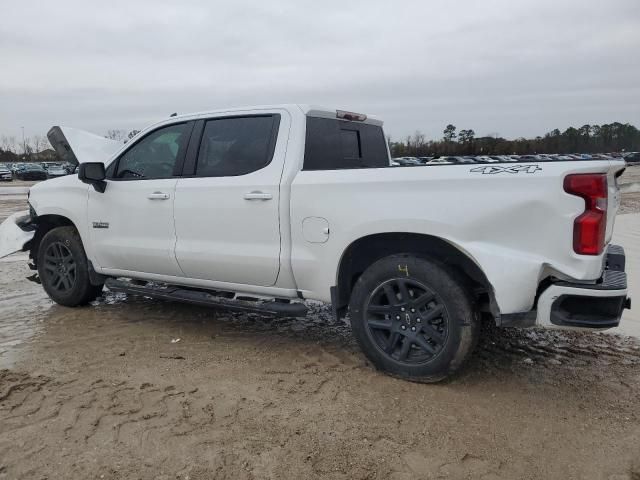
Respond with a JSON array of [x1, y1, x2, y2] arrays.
[[390, 122, 640, 157], [0, 134, 53, 162]]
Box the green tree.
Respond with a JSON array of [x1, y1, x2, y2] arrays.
[[443, 124, 456, 143]]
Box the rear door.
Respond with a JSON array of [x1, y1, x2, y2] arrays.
[[173, 111, 289, 286], [88, 121, 193, 276]]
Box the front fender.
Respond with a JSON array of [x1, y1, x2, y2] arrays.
[[0, 210, 34, 258]]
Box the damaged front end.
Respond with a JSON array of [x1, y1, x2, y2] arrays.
[[0, 210, 36, 259]]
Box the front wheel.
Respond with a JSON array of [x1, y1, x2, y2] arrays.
[[349, 255, 479, 382], [37, 226, 103, 306]]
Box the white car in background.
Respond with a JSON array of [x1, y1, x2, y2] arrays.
[[0, 164, 13, 181], [46, 165, 68, 178], [426, 158, 453, 165], [475, 155, 499, 163]]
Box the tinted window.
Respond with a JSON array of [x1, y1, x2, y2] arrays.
[[303, 117, 388, 170], [341, 129, 360, 159], [114, 123, 189, 179], [195, 115, 279, 177]]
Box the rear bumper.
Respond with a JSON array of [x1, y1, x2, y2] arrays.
[[536, 245, 630, 329]]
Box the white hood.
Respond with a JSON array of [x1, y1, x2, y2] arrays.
[[47, 126, 122, 165]]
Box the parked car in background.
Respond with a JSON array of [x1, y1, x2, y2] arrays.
[[10, 163, 26, 174], [426, 158, 454, 165], [0, 164, 13, 181], [476, 155, 499, 163], [517, 154, 541, 161], [46, 165, 68, 178], [448, 156, 476, 164], [623, 152, 640, 164], [15, 163, 48, 181], [41, 162, 60, 171], [393, 157, 422, 166]]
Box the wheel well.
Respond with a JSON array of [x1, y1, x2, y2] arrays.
[[334, 233, 497, 320], [28, 214, 76, 264]]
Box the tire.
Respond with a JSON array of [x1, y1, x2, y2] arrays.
[[37, 226, 103, 307], [349, 254, 479, 383]]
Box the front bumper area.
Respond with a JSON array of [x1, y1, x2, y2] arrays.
[[0, 210, 34, 259], [536, 245, 630, 329]]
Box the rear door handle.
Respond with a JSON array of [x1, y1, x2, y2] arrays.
[[244, 191, 273, 201], [148, 192, 170, 200]]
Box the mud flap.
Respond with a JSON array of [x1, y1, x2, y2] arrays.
[[0, 210, 34, 259]]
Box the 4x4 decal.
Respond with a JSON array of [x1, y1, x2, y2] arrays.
[[470, 164, 542, 174]]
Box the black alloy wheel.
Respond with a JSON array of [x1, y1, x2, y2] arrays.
[[364, 278, 448, 364], [41, 241, 77, 293]]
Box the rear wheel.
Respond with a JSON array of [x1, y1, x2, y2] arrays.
[[349, 255, 479, 382], [37, 226, 103, 306]]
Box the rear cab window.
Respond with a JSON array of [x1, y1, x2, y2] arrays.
[[303, 117, 388, 170]]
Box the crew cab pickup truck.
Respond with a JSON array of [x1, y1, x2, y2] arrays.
[[0, 105, 631, 382]]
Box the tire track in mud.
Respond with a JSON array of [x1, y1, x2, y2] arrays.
[[476, 323, 640, 369], [0, 370, 246, 477]]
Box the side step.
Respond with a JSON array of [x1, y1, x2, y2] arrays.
[[105, 279, 308, 317]]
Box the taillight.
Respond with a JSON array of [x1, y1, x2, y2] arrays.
[[563, 173, 608, 255]]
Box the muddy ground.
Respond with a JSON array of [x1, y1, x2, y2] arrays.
[[1, 167, 640, 479]]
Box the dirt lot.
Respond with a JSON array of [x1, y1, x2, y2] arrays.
[[1, 167, 640, 479]]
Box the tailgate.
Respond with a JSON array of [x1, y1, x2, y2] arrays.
[[605, 159, 627, 244]]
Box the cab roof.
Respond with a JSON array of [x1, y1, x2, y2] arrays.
[[169, 104, 383, 126]]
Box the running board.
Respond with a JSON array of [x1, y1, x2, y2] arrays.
[[104, 279, 308, 317]]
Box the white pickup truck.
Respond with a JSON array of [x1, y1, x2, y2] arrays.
[[0, 104, 631, 382]]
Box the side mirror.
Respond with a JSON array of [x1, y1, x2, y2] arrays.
[[78, 162, 107, 193]]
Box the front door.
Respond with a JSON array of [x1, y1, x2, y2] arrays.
[[88, 122, 193, 276], [174, 112, 289, 286]]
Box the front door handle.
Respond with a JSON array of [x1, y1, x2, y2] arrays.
[[148, 192, 170, 200], [244, 191, 273, 201]]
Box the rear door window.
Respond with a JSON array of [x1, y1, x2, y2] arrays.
[[195, 115, 280, 177]]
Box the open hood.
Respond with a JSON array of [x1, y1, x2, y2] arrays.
[[47, 126, 122, 166]]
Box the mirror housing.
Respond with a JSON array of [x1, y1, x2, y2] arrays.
[[78, 162, 107, 193]]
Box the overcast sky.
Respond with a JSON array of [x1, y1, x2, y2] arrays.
[[1, 0, 639, 143]]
